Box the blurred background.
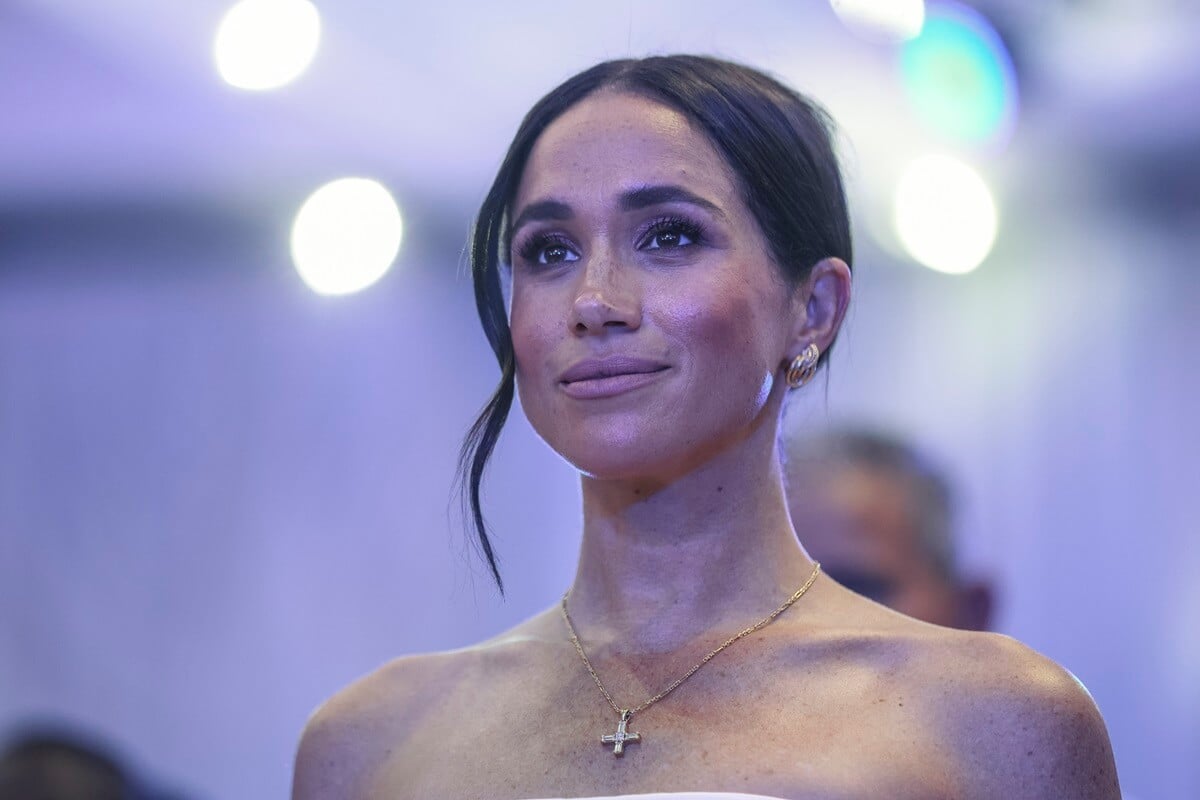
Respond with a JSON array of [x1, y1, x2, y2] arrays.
[[1, 0, 1197, 797]]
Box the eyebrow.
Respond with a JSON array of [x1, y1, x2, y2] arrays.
[[508, 184, 726, 238], [509, 199, 573, 237], [619, 184, 725, 217]]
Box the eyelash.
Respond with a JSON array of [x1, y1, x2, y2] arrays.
[[516, 232, 575, 266], [513, 215, 707, 267], [638, 216, 705, 251]]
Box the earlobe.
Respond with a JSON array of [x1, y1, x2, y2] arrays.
[[793, 257, 851, 354]]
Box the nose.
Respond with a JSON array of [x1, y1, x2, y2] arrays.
[[570, 249, 641, 335]]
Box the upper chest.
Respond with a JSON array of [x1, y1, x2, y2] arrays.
[[367, 641, 967, 800]]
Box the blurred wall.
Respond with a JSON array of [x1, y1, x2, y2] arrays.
[[3, 182, 1197, 799], [0, 202, 588, 797]]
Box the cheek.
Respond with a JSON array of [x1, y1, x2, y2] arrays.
[[509, 288, 553, 370], [655, 273, 782, 381], [509, 288, 567, 423]]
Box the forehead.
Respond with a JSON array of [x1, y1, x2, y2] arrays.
[[514, 90, 739, 208]]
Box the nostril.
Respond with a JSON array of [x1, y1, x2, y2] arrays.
[[571, 288, 640, 333]]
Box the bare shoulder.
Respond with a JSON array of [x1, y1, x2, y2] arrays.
[[915, 629, 1120, 799], [290, 610, 561, 800], [290, 651, 460, 800], [803, 585, 1119, 798]]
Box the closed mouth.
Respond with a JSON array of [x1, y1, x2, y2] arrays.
[[559, 357, 669, 385], [558, 357, 670, 399]]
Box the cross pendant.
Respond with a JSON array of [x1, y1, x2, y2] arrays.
[[600, 709, 641, 756]]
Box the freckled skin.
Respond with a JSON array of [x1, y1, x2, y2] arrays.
[[292, 93, 1120, 800], [508, 91, 794, 482]]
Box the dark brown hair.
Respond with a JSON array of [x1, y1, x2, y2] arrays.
[[460, 55, 853, 592]]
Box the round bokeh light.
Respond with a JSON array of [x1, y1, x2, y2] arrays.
[[831, 0, 925, 41], [214, 0, 321, 91], [291, 178, 404, 296], [893, 154, 997, 275], [901, 1, 1017, 146]]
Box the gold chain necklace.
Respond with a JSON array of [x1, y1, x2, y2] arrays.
[[559, 561, 821, 756]]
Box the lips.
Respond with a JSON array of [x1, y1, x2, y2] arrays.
[[558, 356, 669, 399], [559, 356, 668, 383]]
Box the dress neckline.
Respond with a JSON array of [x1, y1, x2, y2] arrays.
[[520, 793, 788, 800]]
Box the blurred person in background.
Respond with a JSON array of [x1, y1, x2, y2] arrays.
[[783, 427, 994, 631], [0, 724, 190, 800]]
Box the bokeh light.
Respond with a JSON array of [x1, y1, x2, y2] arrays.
[[831, 0, 925, 41], [290, 178, 403, 296], [893, 154, 997, 274], [214, 0, 321, 91], [901, 1, 1017, 146]]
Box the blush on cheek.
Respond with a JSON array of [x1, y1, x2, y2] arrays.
[[661, 283, 743, 347], [667, 278, 759, 352]]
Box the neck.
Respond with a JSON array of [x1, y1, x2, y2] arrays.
[[565, 432, 814, 655]]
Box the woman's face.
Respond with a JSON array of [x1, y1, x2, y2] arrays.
[[508, 90, 802, 480]]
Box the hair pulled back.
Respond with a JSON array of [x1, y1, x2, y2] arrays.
[[458, 55, 853, 592]]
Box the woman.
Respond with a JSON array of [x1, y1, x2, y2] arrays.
[[292, 55, 1119, 800]]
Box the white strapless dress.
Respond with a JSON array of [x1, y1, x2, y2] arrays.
[[523, 794, 787, 799]]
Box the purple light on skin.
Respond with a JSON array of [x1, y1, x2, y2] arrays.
[[758, 371, 774, 408]]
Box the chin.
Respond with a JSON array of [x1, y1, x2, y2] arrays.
[[522, 390, 764, 483], [540, 423, 680, 481], [556, 423, 744, 485], [573, 454, 675, 483]]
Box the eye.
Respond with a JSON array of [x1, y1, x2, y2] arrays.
[[517, 233, 580, 266], [640, 217, 703, 251]]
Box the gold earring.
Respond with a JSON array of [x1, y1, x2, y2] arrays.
[[786, 343, 820, 389]]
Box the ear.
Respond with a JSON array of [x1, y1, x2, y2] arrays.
[[788, 257, 852, 357]]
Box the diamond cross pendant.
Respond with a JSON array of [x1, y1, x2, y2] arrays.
[[600, 709, 641, 756]]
